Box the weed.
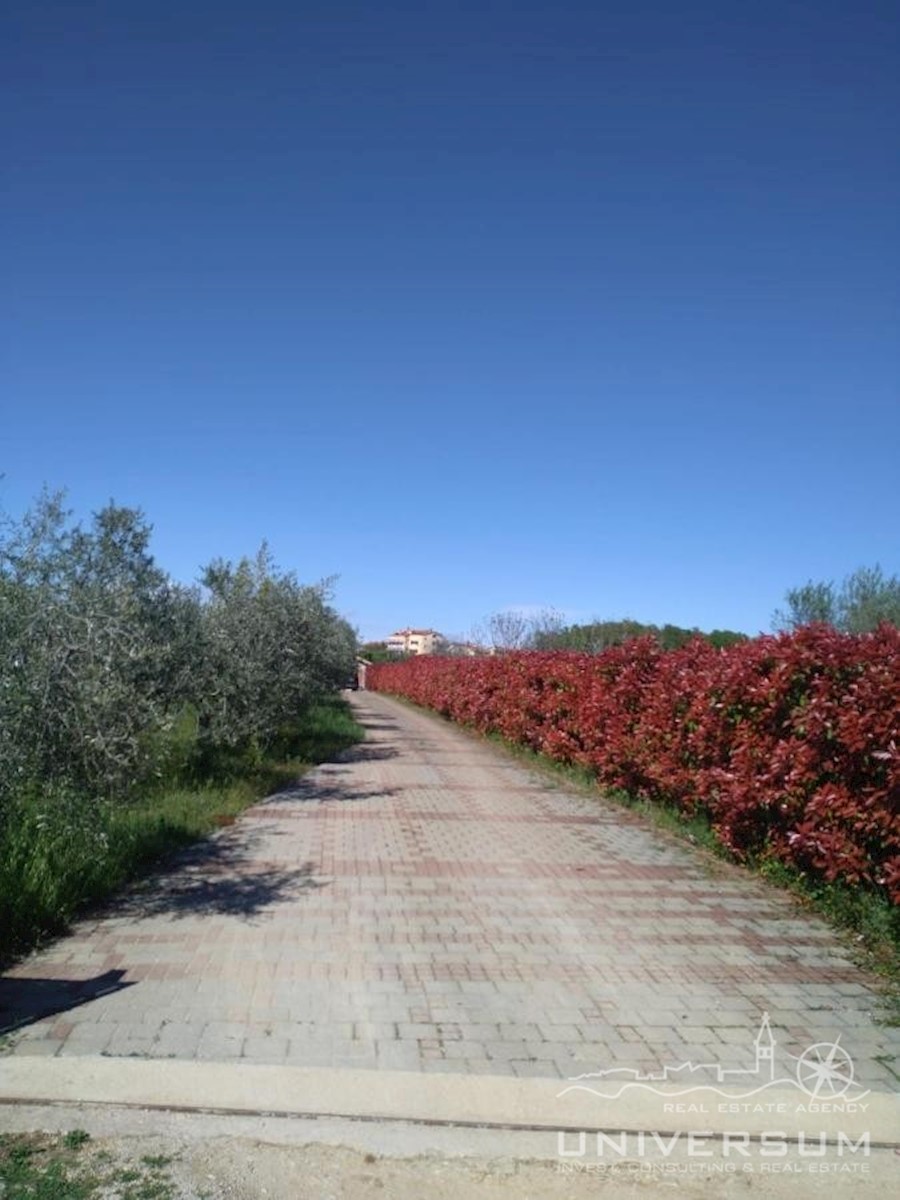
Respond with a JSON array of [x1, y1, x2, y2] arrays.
[[62, 1132, 90, 1151], [0, 1133, 179, 1200]]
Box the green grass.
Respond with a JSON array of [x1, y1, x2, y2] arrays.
[[0, 697, 363, 966], [0, 1132, 178, 1200], [755, 860, 900, 1007]]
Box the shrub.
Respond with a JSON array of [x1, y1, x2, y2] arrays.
[[0, 488, 359, 959], [0, 495, 357, 809]]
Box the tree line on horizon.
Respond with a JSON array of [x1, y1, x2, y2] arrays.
[[363, 563, 899, 659], [533, 565, 899, 651]]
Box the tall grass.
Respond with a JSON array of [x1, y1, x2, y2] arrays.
[[0, 698, 362, 965]]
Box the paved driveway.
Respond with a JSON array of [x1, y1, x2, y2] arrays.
[[1, 691, 897, 1092]]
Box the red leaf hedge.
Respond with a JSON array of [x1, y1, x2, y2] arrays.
[[367, 627, 900, 901]]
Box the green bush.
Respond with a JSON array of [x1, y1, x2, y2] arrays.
[[0, 487, 361, 962]]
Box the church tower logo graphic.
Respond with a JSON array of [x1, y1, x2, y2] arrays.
[[557, 1012, 868, 1102]]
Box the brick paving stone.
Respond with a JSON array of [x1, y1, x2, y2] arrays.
[[9, 1039, 60, 1057], [421, 1059, 472, 1074], [238, 1035, 287, 1059], [57, 1024, 115, 1054], [1, 690, 897, 1095], [103, 1030, 157, 1057], [375, 1042, 422, 1071], [511, 1059, 561, 1078]]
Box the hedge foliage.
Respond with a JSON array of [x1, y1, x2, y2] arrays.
[[368, 627, 899, 902]]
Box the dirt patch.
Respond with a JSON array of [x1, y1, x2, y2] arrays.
[[3, 1125, 896, 1199]]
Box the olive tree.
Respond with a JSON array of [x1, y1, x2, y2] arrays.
[[195, 548, 356, 754], [773, 565, 900, 633], [0, 492, 357, 811], [0, 493, 187, 801]]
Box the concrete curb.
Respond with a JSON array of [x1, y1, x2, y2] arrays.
[[0, 1057, 896, 1144]]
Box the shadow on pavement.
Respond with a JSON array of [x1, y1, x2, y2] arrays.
[[0, 969, 134, 1035], [116, 827, 328, 920], [339, 744, 400, 762], [119, 859, 326, 921], [270, 778, 400, 805]]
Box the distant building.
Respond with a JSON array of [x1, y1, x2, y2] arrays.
[[386, 628, 447, 656], [355, 656, 372, 689], [444, 641, 482, 657]]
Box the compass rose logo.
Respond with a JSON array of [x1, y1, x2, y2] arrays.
[[793, 1040, 855, 1098]]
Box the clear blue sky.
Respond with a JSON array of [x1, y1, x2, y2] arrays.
[[3, 1, 897, 641]]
